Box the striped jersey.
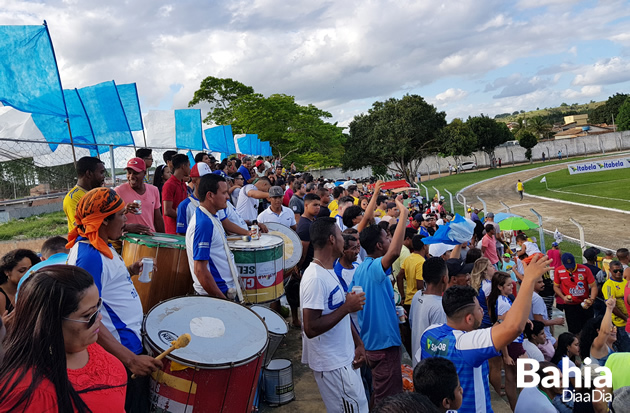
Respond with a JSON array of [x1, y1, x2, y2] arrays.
[[420, 324, 500, 413]]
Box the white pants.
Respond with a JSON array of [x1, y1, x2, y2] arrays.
[[313, 364, 369, 413]]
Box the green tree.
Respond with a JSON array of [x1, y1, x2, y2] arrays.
[[228, 93, 345, 168], [343, 94, 446, 182], [439, 118, 477, 169], [466, 115, 512, 166], [527, 116, 552, 139], [617, 97, 630, 131], [589, 93, 629, 124], [188, 77, 255, 124], [510, 117, 527, 137], [518, 131, 538, 163]]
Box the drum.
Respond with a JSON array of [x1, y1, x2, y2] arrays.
[[121, 233, 192, 313], [228, 235, 284, 304], [144, 296, 269, 413], [264, 223, 302, 271], [251, 305, 289, 367], [263, 359, 295, 406]]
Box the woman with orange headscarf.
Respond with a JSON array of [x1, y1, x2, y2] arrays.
[[66, 188, 162, 413]]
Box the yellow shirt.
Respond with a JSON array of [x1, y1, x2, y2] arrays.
[[63, 185, 86, 232], [402, 253, 425, 306], [374, 208, 386, 219], [603, 278, 628, 327], [328, 199, 339, 218], [392, 245, 410, 299], [353, 196, 359, 205], [517, 182, 524, 191]]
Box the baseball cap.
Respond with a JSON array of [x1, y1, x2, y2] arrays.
[[503, 252, 511, 258], [413, 213, 424, 222], [269, 186, 284, 197], [551, 242, 559, 247], [583, 247, 601, 261], [422, 213, 435, 220], [126, 158, 146, 172], [429, 243, 453, 258], [486, 212, 494, 218], [255, 160, 264, 167], [208, 155, 216, 163], [561, 253, 576, 271], [446, 258, 474, 277], [190, 162, 212, 178]]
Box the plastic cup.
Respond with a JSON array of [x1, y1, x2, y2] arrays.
[[352, 286, 363, 295], [138, 257, 153, 283], [396, 306, 405, 324]]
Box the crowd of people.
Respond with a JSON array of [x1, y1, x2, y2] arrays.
[[1, 147, 629, 413]]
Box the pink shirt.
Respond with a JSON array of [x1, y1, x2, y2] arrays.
[[546, 249, 562, 269], [115, 183, 161, 232], [482, 234, 499, 265]]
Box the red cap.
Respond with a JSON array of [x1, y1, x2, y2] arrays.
[[126, 158, 146, 172], [190, 162, 212, 178], [255, 160, 264, 167]]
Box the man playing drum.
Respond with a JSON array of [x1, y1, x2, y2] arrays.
[[66, 187, 163, 412], [115, 157, 165, 235], [257, 186, 297, 231], [185, 174, 238, 299]]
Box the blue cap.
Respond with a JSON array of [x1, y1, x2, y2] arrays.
[[561, 253, 576, 270]]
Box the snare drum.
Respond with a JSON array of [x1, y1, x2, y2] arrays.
[[251, 305, 289, 367], [144, 296, 269, 413], [228, 235, 284, 304], [121, 233, 192, 313]]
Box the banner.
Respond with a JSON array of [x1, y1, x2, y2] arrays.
[[567, 158, 630, 175]]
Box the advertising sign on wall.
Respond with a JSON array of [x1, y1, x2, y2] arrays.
[[567, 158, 630, 175]]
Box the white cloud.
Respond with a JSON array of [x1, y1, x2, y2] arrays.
[[434, 88, 469, 104], [572, 57, 630, 86]]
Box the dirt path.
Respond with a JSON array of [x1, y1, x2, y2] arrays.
[[460, 158, 630, 251]]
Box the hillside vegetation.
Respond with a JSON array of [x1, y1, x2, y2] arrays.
[[494, 101, 605, 124]]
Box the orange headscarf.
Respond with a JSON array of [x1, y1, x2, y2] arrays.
[[66, 188, 125, 259], [522, 252, 544, 265]]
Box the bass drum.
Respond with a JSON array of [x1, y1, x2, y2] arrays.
[[144, 296, 269, 413], [264, 223, 302, 271]]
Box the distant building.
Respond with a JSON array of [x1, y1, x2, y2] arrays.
[[554, 124, 614, 140], [563, 114, 589, 126]]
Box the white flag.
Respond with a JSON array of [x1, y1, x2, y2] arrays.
[[540, 176, 547, 183]]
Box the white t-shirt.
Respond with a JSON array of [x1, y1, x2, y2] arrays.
[[497, 295, 523, 343], [529, 292, 556, 344], [523, 339, 545, 362], [409, 291, 446, 367], [236, 184, 260, 222], [257, 206, 296, 228], [514, 386, 557, 413], [523, 241, 541, 256], [217, 201, 248, 231], [300, 263, 354, 372]]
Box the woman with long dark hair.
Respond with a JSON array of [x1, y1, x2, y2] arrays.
[[579, 298, 617, 366], [0, 249, 40, 315], [0, 265, 126, 412], [487, 271, 523, 411], [550, 332, 580, 385], [152, 164, 171, 197]]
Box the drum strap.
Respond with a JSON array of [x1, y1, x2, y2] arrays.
[[199, 206, 244, 303]]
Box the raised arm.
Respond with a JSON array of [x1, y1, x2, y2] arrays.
[[357, 181, 383, 233], [491, 254, 551, 350], [381, 197, 409, 270], [591, 298, 615, 357]]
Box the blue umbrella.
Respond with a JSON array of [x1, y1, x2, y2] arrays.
[[494, 212, 520, 223]]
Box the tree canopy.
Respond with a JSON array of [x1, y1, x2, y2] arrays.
[[517, 131, 538, 162], [343, 94, 446, 182], [188, 77, 255, 124], [439, 118, 477, 165], [466, 115, 512, 161], [589, 93, 629, 125], [615, 97, 630, 131]]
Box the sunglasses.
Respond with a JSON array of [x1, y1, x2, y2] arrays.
[[63, 298, 103, 328], [612, 269, 623, 274]]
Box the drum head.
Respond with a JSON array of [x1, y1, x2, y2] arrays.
[[267, 359, 291, 370], [251, 306, 288, 335], [144, 296, 268, 368], [229, 234, 283, 249], [122, 233, 186, 250], [264, 223, 302, 270]]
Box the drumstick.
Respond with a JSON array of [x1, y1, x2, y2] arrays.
[[131, 333, 191, 379]]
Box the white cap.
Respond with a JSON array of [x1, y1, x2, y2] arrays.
[[429, 243, 454, 258]]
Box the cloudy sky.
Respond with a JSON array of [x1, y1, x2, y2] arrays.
[[3, 0, 630, 127]]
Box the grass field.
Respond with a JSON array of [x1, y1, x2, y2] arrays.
[[0, 211, 68, 241], [526, 167, 630, 211]]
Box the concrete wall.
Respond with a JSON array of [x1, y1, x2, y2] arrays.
[[0, 201, 63, 224], [310, 130, 630, 180]]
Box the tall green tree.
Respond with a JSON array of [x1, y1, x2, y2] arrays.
[[527, 116, 552, 139], [342, 94, 446, 182], [439, 118, 477, 168], [616, 97, 630, 131], [518, 131, 538, 163], [228, 93, 345, 168], [466, 115, 512, 166], [589, 93, 629, 125], [188, 77, 255, 124]]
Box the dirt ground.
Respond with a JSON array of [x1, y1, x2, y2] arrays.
[[460, 155, 630, 251]]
